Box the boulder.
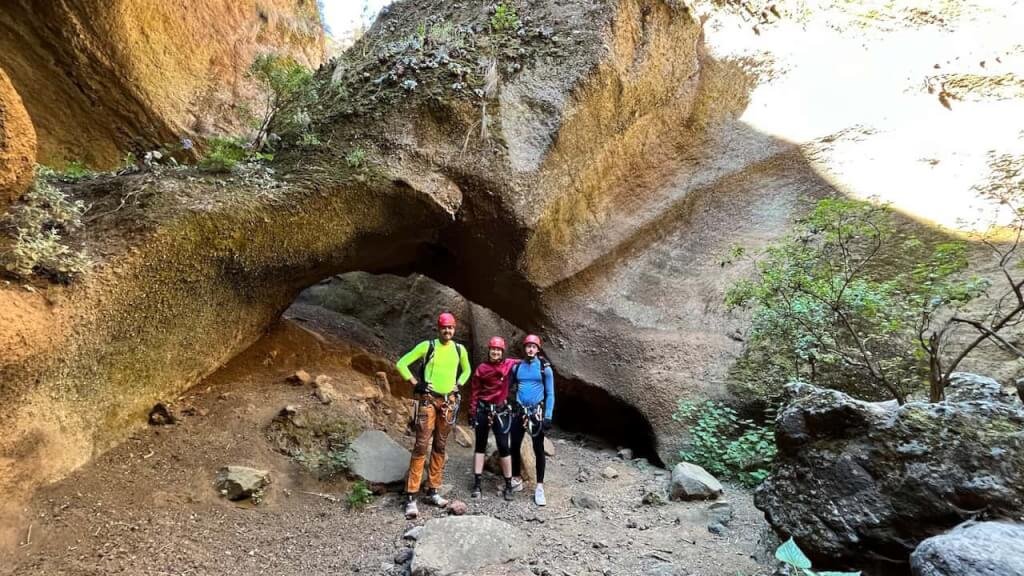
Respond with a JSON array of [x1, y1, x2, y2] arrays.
[[946, 372, 1003, 402], [347, 430, 411, 485], [669, 462, 723, 501], [487, 439, 536, 482], [544, 438, 555, 457], [215, 466, 270, 501], [410, 516, 530, 576], [455, 425, 473, 448], [911, 521, 1024, 576], [756, 379, 1024, 567]]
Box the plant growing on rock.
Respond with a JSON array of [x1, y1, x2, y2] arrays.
[[490, 3, 520, 33], [723, 197, 1020, 404], [1, 169, 90, 282], [248, 53, 317, 152]]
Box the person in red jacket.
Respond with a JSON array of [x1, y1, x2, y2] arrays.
[[468, 336, 518, 500]]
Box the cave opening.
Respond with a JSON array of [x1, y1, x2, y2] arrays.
[[282, 270, 662, 465]]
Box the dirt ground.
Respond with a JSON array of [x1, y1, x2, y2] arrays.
[[3, 318, 773, 576]]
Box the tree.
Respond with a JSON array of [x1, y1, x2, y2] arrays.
[[724, 197, 1021, 405], [248, 53, 316, 152]]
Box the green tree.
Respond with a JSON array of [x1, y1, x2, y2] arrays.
[[248, 53, 316, 152], [725, 198, 1011, 404]]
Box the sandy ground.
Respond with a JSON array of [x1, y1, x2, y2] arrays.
[[3, 319, 773, 576]]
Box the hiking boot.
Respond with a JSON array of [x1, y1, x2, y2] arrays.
[[502, 485, 515, 501], [534, 485, 546, 506], [509, 477, 524, 493], [426, 491, 449, 507], [404, 498, 419, 519], [471, 484, 482, 499]]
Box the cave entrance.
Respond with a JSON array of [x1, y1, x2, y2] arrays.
[[282, 271, 662, 464]]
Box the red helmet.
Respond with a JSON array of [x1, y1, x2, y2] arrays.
[[488, 336, 506, 350], [437, 312, 457, 327], [523, 334, 542, 348]]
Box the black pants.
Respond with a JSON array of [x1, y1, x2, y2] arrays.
[[474, 407, 511, 457], [511, 415, 545, 483]]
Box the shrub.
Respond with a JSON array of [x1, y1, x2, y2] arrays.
[[347, 480, 374, 509], [248, 53, 316, 151], [490, 3, 520, 33], [1, 173, 90, 282], [724, 197, 1004, 404], [673, 400, 775, 487], [199, 136, 253, 171]]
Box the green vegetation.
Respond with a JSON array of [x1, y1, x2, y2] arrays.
[[345, 146, 367, 169], [775, 538, 860, 576], [723, 197, 1017, 404], [490, 3, 520, 33], [673, 400, 775, 487], [346, 480, 374, 509], [0, 169, 90, 282], [198, 136, 273, 173], [248, 53, 317, 151]]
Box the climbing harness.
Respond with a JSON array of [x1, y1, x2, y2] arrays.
[[478, 400, 513, 435], [442, 391, 461, 426], [516, 402, 545, 438]]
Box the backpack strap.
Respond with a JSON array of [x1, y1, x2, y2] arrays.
[[420, 339, 436, 383]]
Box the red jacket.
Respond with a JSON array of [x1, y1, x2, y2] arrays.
[[469, 358, 518, 414]]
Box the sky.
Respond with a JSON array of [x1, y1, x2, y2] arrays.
[[319, 0, 393, 38]]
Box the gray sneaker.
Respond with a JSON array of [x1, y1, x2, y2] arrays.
[[534, 485, 546, 506], [427, 492, 449, 507], [510, 477, 524, 493], [405, 498, 419, 519]]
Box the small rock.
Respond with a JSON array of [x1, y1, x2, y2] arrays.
[[215, 466, 270, 501], [148, 402, 177, 425], [287, 370, 313, 386], [670, 462, 723, 501], [394, 548, 414, 565], [571, 493, 601, 510], [448, 500, 468, 515], [1015, 377, 1024, 403], [601, 467, 619, 479], [455, 425, 473, 448], [708, 522, 727, 535], [403, 526, 424, 541], [314, 375, 337, 404], [617, 448, 633, 460], [544, 438, 555, 456], [642, 489, 667, 506], [707, 501, 734, 526]]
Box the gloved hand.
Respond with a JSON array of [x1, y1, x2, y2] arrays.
[[542, 418, 552, 431], [413, 379, 428, 395]]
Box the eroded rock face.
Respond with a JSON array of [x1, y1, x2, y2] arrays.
[[755, 379, 1024, 568], [0, 0, 323, 167], [0, 67, 35, 210]]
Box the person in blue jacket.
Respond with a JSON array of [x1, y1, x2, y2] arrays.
[[508, 334, 555, 506]]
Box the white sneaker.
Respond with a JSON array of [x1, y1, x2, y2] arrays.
[[510, 477, 524, 493], [405, 498, 419, 519], [534, 485, 546, 506], [427, 492, 449, 507]]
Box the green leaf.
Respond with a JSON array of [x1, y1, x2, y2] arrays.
[[816, 572, 861, 576], [775, 538, 812, 569]]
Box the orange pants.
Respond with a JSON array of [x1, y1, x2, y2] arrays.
[[406, 395, 454, 494]]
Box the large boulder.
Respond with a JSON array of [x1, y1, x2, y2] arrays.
[[411, 516, 531, 576], [911, 521, 1024, 576], [0, 67, 35, 211], [347, 430, 411, 485], [0, 0, 324, 167], [669, 462, 723, 501], [756, 379, 1024, 567]]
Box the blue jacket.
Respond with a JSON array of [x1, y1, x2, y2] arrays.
[[514, 357, 554, 420]]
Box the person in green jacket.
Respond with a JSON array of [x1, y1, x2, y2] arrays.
[[395, 312, 471, 519]]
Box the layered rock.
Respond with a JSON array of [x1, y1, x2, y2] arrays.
[[3, 0, 1024, 511], [755, 379, 1024, 568], [0, 0, 324, 167], [0, 67, 35, 210]]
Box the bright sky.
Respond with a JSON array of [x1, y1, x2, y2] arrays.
[[319, 0, 393, 37]]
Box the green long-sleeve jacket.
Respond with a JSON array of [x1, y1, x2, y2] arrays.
[[395, 339, 471, 395]]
